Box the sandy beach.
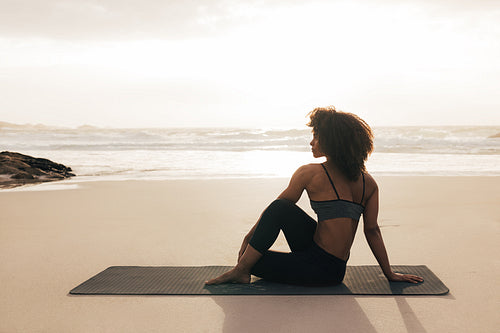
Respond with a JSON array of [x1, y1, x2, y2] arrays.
[[0, 176, 498, 332]]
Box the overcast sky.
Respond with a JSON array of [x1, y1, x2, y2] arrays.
[[1, 0, 499, 128]]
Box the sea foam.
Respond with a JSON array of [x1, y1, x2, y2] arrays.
[[1, 124, 499, 180]]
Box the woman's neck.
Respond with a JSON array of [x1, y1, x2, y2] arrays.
[[324, 159, 345, 177]]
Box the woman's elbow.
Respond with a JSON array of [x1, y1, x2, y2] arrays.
[[364, 225, 380, 237], [276, 193, 300, 204]]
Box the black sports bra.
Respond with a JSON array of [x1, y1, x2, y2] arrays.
[[310, 164, 365, 222]]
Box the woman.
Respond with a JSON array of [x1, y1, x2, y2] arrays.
[[206, 106, 423, 285]]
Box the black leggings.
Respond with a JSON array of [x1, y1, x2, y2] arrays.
[[248, 199, 347, 285]]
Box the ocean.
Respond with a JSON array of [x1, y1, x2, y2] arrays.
[[1, 124, 499, 182]]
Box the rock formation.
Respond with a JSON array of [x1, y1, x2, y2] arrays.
[[0, 151, 75, 188]]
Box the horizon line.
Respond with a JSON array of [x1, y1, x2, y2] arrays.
[[2, 121, 500, 130]]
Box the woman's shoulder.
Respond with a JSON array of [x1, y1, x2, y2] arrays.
[[363, 171, 376, 185], [362, 172, 378, 197], [297, 163, 324, 174], [292, 163, 323, 181]]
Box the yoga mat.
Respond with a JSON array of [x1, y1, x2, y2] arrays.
[[70, 265, 448, 295]]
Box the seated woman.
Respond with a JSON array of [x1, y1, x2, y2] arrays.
[[206, 106, 423, 285]]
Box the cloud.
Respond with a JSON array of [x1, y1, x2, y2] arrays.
[[2, 0, 497, 40], [0, 0, 313, 40], [0, 0, 250, 40]]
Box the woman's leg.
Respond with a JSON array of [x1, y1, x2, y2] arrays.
[[205, 244, 261, 285], [206, 199, 317, 285], [250, 243, 347, 285], [249, 198, 317, 253], [247, 199, 347, 284]]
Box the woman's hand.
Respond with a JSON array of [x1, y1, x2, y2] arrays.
[[387, 272, 424, 284]]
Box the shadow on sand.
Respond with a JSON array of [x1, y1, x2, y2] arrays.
[[211, 295, 375, 332], [210, 294, 454, 333]]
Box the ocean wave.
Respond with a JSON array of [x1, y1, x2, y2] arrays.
[[2, 125, 499, 155]]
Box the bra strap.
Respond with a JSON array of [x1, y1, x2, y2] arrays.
[[360, 173, 366, 204], [321, 163, 340, 199]]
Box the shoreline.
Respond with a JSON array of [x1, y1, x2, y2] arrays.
[[1, 177, 498, 332], [2, 173, 500, 193]]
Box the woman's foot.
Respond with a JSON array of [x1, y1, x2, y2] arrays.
[[205, 266, 251, 285]]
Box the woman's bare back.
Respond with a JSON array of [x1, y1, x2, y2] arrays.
[[304, 163, 376, 260]]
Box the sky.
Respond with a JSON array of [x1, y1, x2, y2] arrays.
[[0, 0, 499, 128]]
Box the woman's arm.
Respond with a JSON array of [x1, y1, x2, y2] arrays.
[[363, 180, 423, 283], [238, 165, 310, 260], [277, 165, 310, 203], [363, 185, 391, 276], [245, 165, 309, 238]]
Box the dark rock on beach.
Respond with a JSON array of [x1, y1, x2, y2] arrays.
[[0, 151, 75, 189]]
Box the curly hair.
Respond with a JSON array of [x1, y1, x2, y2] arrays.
[[307, 106, 373, 182]]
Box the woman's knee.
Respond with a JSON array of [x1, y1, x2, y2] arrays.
[[268, 198, 296, 212], [262, 198, 301, 223]]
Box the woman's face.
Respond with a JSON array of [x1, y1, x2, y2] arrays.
[[310, 133, 325, 158]]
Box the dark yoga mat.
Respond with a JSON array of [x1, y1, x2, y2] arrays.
[[70, 265, 448, 296]]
